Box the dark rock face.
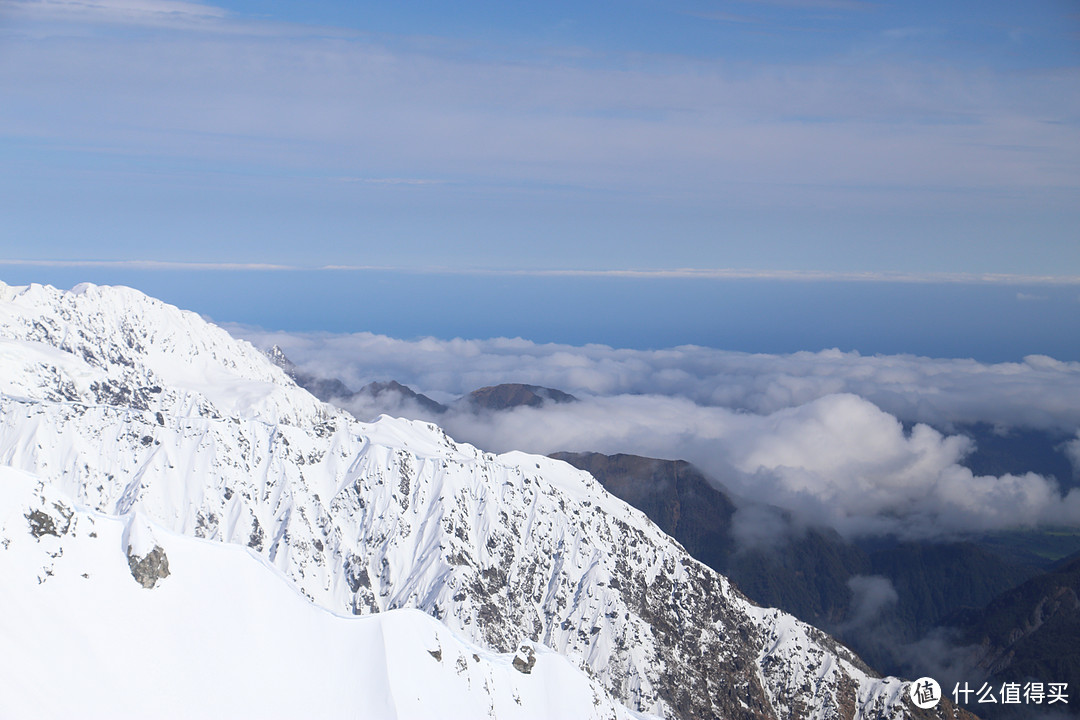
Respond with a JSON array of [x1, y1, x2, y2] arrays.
[[549, 452, 738, 570], [295, 373, 357, 403], [356, 380, 448, 415], [464, 384, 577, 411], [26, 503, 72, 539], [512, 645, 535, 674], [553, 451, 1040, 683], [946, 555, 1080, 718], [127, 544, 171, 589]]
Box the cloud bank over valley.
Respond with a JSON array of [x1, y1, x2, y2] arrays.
[[234, 327, 1080, 541]]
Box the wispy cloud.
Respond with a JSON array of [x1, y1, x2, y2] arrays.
[[2, 0, 228, 27], [881, 26, 944, 41], [0, 259, 294, 271], [5, 260, 1080, 286], [730, 0, 875, 10], [4, 4, 1076, 199], [398, 268, 1080, 285], [682, 10, 763, 25], [334, 177, 448, 186], [2, 0, 1077, 274]]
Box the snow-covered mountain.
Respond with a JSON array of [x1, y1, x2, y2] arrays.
[[0, 281, 964, 720], [0, 466, 641, 720]]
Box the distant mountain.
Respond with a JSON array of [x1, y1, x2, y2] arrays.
[[868, 543, 1040, 640], [945, 555, 1080, 718], [268, 345, 447, 414], [851, 542, 1039, 677], [355, 379, 448, 415], [269, 349, 577, 415], [267, 344, 357, 400], [462, 383, 577, 411]]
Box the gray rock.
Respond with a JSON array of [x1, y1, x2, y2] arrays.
[[512, 645, 535, 674], [127, 544, 170, 589]]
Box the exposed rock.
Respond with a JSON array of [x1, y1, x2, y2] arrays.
[[26, 508, 64, 539], [127, 544, 170, 589], [512, 645, 535, 674]]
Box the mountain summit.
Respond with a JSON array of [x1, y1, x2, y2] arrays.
[[0, 281, 969, 720], [462, 383, 577, 410]]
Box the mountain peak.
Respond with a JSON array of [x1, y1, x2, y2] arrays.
[[0, 280, 322, 428], [357, 380, 448, 414], [464, 383, 577, 410], [266, 344, 298, 376]]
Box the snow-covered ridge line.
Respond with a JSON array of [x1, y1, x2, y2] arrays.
[[0, 281, 322, 425], [0, 466, 646, 720], [0, 281, 945, 720]]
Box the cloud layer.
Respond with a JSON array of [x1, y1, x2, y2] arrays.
[[232, 327, 1080, 540], [431, 392, 1080, 539], [233, 328, 1080, 430]]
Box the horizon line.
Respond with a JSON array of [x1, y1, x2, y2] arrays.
[[3, 259, 1080, 285]]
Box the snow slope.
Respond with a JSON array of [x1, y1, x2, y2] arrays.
[[0, 466, 643, 720], [0, 281, 946, 720]]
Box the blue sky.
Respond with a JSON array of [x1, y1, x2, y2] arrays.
[[1, 0, 1077, 272], [0, 0, 1078, 356]]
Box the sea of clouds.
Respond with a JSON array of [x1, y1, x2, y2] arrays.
[[232, 327, 1080, 541]]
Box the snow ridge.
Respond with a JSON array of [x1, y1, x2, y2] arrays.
[[0, 467, 643, 720], [0, 281, 930, 720]]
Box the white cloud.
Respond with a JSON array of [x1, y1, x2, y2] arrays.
[[843, 575, 899, 630], [1064, 432, 1080, 480], [230, 328, 1080, 431], [227, 327, 1080, 540], [429, 392, 1080, 539]]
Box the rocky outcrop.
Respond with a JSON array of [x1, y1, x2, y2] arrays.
[[127, 544, 170, 589]]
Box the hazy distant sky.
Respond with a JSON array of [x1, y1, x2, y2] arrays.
[[1, 0, 1078, 277]]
